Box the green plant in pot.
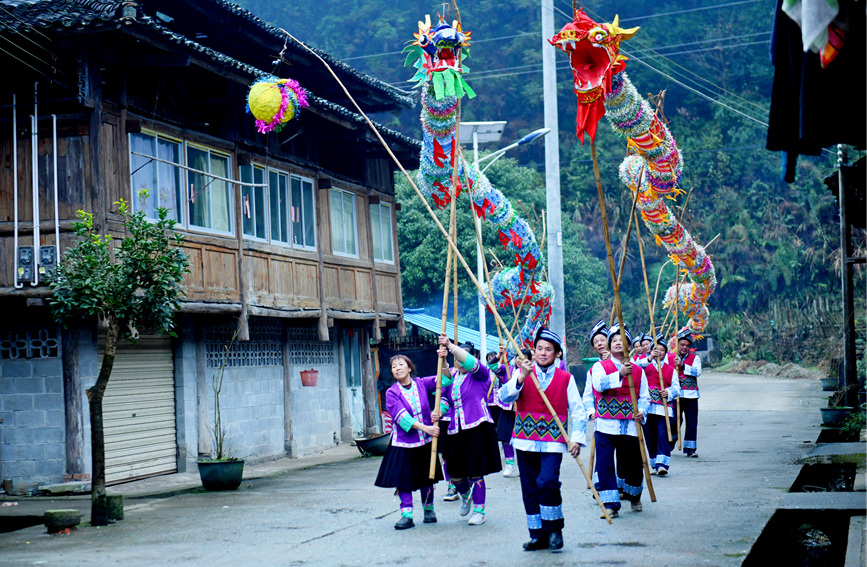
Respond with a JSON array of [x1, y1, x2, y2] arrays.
[[820, 385, 857, 428], [198, 319, 247, 491]]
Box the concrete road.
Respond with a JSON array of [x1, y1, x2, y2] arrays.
[[0, 371, 826, 566]]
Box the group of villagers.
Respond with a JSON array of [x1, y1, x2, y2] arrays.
[[375, 320, 702, 552]]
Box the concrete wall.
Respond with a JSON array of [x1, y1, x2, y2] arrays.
[[288, 351, 341, 456], [0, 331, 65, 487]]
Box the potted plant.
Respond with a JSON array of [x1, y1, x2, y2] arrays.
[[197, 319, 247, 491], [820, 386, 857, 427]]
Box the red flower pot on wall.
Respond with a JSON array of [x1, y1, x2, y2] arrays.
[[300, 369, 319, 387]]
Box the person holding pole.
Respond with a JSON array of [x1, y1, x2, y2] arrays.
[[487, 348, 519, 477], [667, 328, 702, 457], [437, 335, 501, 526], [643, 333, 679, 476], [375, 355, 444, 530], [590, 323, 650, 517], [582, 320, 609, 420], [499, 326, 587, 552]]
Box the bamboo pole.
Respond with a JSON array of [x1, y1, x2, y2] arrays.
[[590, 141, 656, 502], [674, 267, 682, 452], [634, 208, 672, 442], [453, 247, 459, 345], [430, 238, 453, 478], [608, 192, 640, 323]]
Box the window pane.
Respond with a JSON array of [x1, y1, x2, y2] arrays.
[[291, 177, 302, 247], [370, 205, 382, 261], [302, 179, 316, 248], [382, 205, 394, 262], [330, 189, 344, 254], [240, 166, 254, 237], [187, 146, 210, 228], [130, 133, 157, 218], [269, 170, 281, 242], [210, 155, 230, 232], [254, 168, 266, 239], [343, 192, 356, 256], [278, 173, 289, 243], [156, 138, 181, 221]]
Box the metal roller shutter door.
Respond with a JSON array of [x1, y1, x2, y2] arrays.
[[99, 335, 177, 484]]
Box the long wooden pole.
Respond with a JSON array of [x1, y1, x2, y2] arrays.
[[674, 267, 682, 452], [430, 238, 453, 478], [590, 141, 656, 502], [634, 207, 672, 442], [608, 193, 640, 323]]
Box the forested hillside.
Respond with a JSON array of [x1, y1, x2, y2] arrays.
[[235, 0, 865, 368]]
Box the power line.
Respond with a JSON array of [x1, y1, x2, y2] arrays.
[[616, 0, 764, 23]]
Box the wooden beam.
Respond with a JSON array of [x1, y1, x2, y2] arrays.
[[281, 324, 294, 457], [195, 323, 212, 458], [61, 325, 85, 476]]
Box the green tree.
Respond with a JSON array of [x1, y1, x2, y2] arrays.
[[48, 197, 189, 526]]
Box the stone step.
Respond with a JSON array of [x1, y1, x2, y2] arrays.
[[779, 492, 866, 511], [845, 515, 865, 567]]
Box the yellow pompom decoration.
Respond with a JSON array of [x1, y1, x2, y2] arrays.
[[248, 81, 283, 123], [246, 77, 308, 134]]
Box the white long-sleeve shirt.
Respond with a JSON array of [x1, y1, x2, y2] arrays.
[[590, 357, 651, 438], [498, 363, 587, 453]]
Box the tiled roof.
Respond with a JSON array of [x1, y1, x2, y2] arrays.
[[0, 0, 420, 150]]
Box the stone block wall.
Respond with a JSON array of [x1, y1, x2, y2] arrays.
[[0, 341, 65, 486]]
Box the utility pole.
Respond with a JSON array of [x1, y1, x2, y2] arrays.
[[542, 0, 566, 350]]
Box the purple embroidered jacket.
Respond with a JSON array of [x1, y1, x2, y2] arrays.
[[385, 376, 438, 448], [441, 359, 494, 435]]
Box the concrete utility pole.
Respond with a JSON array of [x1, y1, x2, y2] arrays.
[[541, 0, 566, 350]]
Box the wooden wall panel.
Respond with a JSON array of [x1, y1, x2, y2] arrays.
[[355, 270, 372, 303], [98, 118, 121, 211], [324, 266, 339, 300], [182, 245, 204, 291], [271, 259, 294, 296], [247, 255, 270, 294], [203, 248, 237, 294], [294, 262, 319, 299], [376, 273, 397, 306], [338, 268, 357, 301]]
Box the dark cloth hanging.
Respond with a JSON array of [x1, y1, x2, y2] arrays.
[[766, 0, 866, 182]]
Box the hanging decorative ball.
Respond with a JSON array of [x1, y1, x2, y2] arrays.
[[246, 77, 309, 134]]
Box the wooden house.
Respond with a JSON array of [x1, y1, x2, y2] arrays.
[[0, 0, 418, 489]]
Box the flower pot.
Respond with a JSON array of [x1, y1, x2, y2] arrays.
[[300, 369, 318, 387], [820, 407, 855, 427], [197, 459, 245, 491], [820, 377, 839, 391]]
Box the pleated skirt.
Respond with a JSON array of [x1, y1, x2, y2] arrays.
[[442, 421, 502, 478], [374, 442, 443, 491]]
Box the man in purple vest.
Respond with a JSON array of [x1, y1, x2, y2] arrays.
[[499, 327, 587, 552], [589, 323, 650, 517], [667, 328, 702, 457]]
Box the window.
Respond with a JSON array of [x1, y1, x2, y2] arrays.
[[187, 143, 232, 234], [129, 131, 183, 222], [268, 169, 290, 244], [369, 202, 394, 263], [330, 188, 358, 257], [239, 165, 267, 240], [291, 176, 317, 249]]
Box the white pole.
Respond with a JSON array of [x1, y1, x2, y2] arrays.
[[53, 114, 60, 268], [542, 0, 566, 353], [31, 82, 39, 286], [473, 130, 487, 359]]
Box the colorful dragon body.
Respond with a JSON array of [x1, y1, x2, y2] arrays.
[[404, 15, 552, 355], [551, 10, 717, 335]]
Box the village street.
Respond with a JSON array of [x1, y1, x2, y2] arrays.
[[0, 371, 826, 566]]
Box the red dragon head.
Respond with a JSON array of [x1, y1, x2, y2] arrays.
[[549, 10, 638, 144]]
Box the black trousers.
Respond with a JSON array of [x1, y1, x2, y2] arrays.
[[516, 450, 564, 538]]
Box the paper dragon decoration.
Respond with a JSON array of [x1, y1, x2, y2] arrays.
[[246, 77, 308, 134], [404, 15, 553, 356], [550, 10, 717, 335]]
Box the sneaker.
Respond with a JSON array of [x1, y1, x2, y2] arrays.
[[443, 486, 459, 501], [601, 508, 619, 519], [394, 516, 414, 530], [631, 500, 643, 512], [649, 469, 657, 475], [467, 511, 486, 525], [459, 495, 472, 517], [423, 509, 437, 523], [502, 464, 513, 477], [657, 467, 668, 476], [688, 453, 698, 458]]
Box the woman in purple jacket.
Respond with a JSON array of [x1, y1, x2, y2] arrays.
[[374, 354, 444, 530], [438, 334, 502, 526]]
